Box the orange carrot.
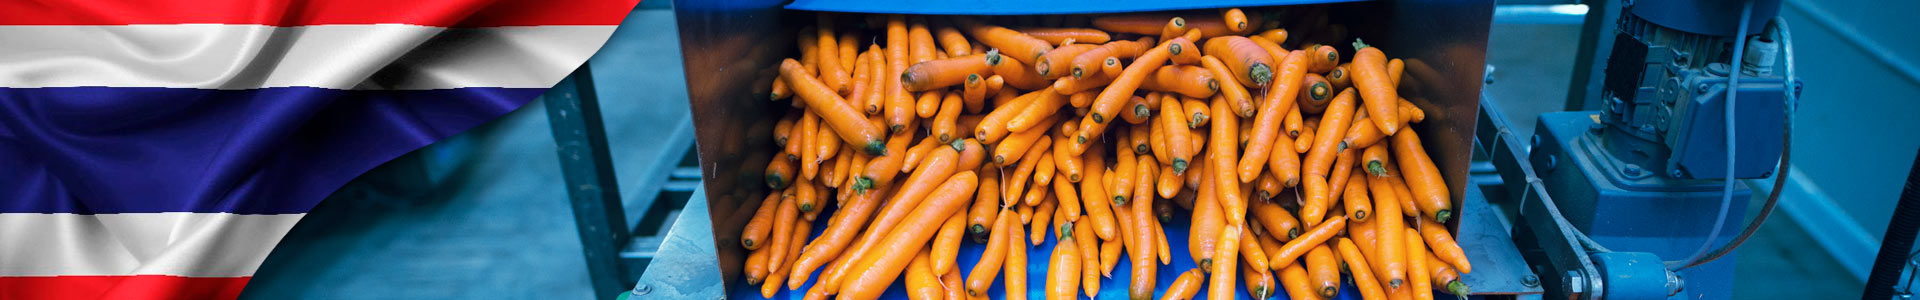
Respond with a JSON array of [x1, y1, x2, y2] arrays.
[[787, 182, 891, 287], [783, 59, 888, 156], [838, 171, 978, 300], [1272, 216, 1347, 269], [1160, 99, 1195, 173], [1047, 231, 1082, 300], [932, 209, 966, 274], [1207, 95, 1246, 226], [1207, 226, 1243, 300], [1080, 145, 1118, 240], [1223, 8, 1249, 32], [1202, 36, 1276, 88], [864, 44, 889, 115], [1405, 227, 1435, 300], [1053, 134, 1084, 182], [1069, 38, 1152, 79], [1419, 218, 1472, 273], [1157, 17, 1188, 48], [1240, 229, 1272, 274], [1399, 98, 1426, 123], [1393, 129, 1452, 222], [1295, 118, 1317, 154], [745, 246, 769, 284], [1388, 58, 1405, 86], [966, 209, 1013, 296], [1032, 197, 1058, 244], [741, 193, 781, 250], [1308, 244, 1342, 298], [906, 250, 943, 300], [814, 18, 850, 95], [1182, 95, 1211, 128], [1199, 56, 1256, 117], [1052, 67, 1116, 95], [1327, 64, 1352, 91], [960, 18, 1053, 64], [766, 193, 800, 273], [996, 115, 1057, 165], [1257, 29, 1289, 45], [1299, 73, 1333, 114], [1362, 143, 1391, 176], [1161, 269, 1204, 300], [1429, 251, 1472, 296], [986, 50, 1051, 90], [1019, 27, 1113, 45], [1268, 125, 1302, 187], [1007, 88, 1068, 133], [1251, 200, 1302, 242], [1307, 44, 1339, 73], [935, 21, 971, 56], [848, 50, 874, 115], [1005, 209, 1031, 300], [1344, 119, 1387, 151], [1351, 44, 1401, 135], [903, 54, 993, 92], [1375, 175, 1408, 289], [1165, 33, 1203, 66], [909, 17, 936, 64], [1280, 264, 1316, 300], [1243, 259, 1277, 299], [968, 165, 1002, 237], [1189, 163, 1222, 268], [1305, 88, 1358, 177], [766, 154, 796, 190], [885, 16, 913, 134], [1338, 238, 1390, 300], [1236, 49, 1307, 183], [1037, 44, 1100, 79], [762, 216, 810, 298], [1094, 13, 1242, 38], [1139, 65, 1219, 99], [976, 89, 1042, 143], [1075, 38, 1181, 154]]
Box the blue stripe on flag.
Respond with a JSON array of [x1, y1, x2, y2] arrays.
[[0, 87, 541, 214]]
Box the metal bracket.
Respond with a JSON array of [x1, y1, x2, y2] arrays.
[[545, 65, 635, 299], [1479, 92, 1604, 300]]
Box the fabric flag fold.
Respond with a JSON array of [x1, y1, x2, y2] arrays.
[[0, 0, 641, 298]]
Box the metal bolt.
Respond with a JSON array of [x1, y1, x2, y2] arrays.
[[1623, 164, 1643, 177], [1670, 168, 1685, 178], [1666, 270, 1686, 296], [1531, 134, 1542, 148], [632, 284, 652, 296], [1565, 270, 1588, 296], [1542, 155, 1558, 171], [1696, 83, 1711, 94], [1522, 274, 1541, 287]]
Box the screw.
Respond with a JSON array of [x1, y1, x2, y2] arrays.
[[1623, 164, 1643, 176], [1670, 168, 1685, 178], [1522, 274, 1541, 287], [1531, 134, 1542, 148], [1696, 83, 1711, 94], [1542, 155, 1558, 171], [1565, 270, 1588, 295], [632, 284, 652, 296]]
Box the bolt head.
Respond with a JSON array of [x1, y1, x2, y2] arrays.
[[1696, 83, 1711, 93], [1522, 274, 1541, 287], [631, 284, 652, 296], [1670, 168, 1685, 178]]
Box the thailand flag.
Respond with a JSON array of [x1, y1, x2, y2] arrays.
[[0, 0, 639, 298]]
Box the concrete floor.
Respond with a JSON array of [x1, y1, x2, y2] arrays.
[[243, 4, 1865, 300]]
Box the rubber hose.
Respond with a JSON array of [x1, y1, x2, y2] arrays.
[[1862, 150, 1920, 300]]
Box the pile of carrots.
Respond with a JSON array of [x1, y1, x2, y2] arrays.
[[742, 7, 1471, 300]]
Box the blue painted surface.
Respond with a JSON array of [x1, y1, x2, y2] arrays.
[[786, 0, 1364, 15]]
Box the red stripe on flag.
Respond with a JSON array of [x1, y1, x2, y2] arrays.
[[0, 0, 640, 26], [0, 275, 250, 300]]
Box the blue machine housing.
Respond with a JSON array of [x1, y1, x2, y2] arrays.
[[1530, 111, 1750, 300]]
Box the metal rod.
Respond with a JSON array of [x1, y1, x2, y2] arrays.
[[545, 64, 634, 300]]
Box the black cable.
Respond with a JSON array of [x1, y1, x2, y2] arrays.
[[1863, 150, 1920, 300]]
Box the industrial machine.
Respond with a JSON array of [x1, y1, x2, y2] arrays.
[[1484, 0, 1799, 299]]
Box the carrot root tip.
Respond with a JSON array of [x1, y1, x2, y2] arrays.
[[1250, 64, 1273, 86], [1388, 278, 1403, 288], [766, 175, 785, 189], [1437, 210, 1453, 224], [866, 141, 887, 156], [1172, 159, 1188, 173], [743, 239, 756, 248], [1447, 280, 1472, 296], [1092, 113, 1106, 123], [1321, 287, 1337, 298], [1367, 162, 1387, 177], [799, 203, 814, 212], [1133, 105, 1150, 118], [1354, 210, 1368, 221], [1136, 144, 1149, 154], [1113, 196, 1127, 205]]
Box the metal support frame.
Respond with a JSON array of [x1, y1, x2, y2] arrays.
[[1477, 93, 1605, 300], [545, 65, 635, 300]]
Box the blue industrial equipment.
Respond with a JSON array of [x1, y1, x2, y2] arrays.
[[1495, 0, 1801, 299]]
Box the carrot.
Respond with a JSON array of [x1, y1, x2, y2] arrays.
[[836, 146, 962, 284], [762, 218, 810, 298], [1222, 8, 1249, 32], [1157, 164, 1181, 198], [789, 180, 890, 287], [1399, 99, 1425, 123], [1305, 87, 1358, 177], [1159, 99, 1194, 173], [848, 51, 874, 116], [774, 111, 799, 147], [783, 59, 888, 156], [941, 264, 966, 300], [1153, 207, 1172, 264], [916, 90, 943, 120], [1007, 88, 1068, 133], [1243, 259, 1278, 299], [1062, 39, 1143, 79], [906, 250, 943, 300], [885, 16, 913, 134], [837, 171, 975, 300], [1392, 129, 1452, 223], [1129, 119, 1153, 154], [1351, 44, 1402, 136], [1161, 269, 1204, 300], [1419, 218, 1472, 273], [1032, 198, 1057, 244], [1240, 229, 1272, 274], [931, 209, 967, 275], [1388, 58, 1405, 85], [1236, 49, 1307, 183], [1279, 264, 1318, 300], [1005, 208, 1032, 300], [1036, 44, 1100, 79], [1129, 206, 1159, 300], [1080, 145, 1118, 240], [1361, 143, 1392, 176], [1344, 120, 1387, 151], [1182, 96, 1210, 128], [1156, 17, 1188, 48], [817, 16, 852, 95], [744, 246, 769, 284], [1074, 38, 1181, 155], [1109, 136, 1137, 204], [935, 22, 971, 56], [960, 74, 987, 112], [1094, 13, 1241, 38], [960, 18, 1053, 65], [1164, 33, 1203, 66], [1189, 164, 1222, 268], [1100, 233, 1122, 275], [864, 45, 889, 115], [1202, 36, 1276, 88], [1020, 27, 1112, 45], [1251, 200, 1302, 242], [1252, 172, 1280, 200], [765, 193, 800, 274], [986, 50, 1052, 90], [1071, 220, 1101, 297], [1131, 156, 1157, 247], [1138, 65, 1218, 99], [1195, 57, 1253, 118], [966, 209, 1013, 296], [1307, 44, 1339, 73], [741, 193, 781, 250], [765, 154, 796, 189], [1307, 244, 1342, 298], [1053, 135, 1084, 182], [1386, 169, 1417, 218], [997, 115, 1056, 165], [1299, 74, 1333, 114], [1206, 225, 1243, 300], [1404, 227, 1435, 300], [976, 89, 1042, 143], [1052, 68, 1115, 95], [771, 78, 793, 101], [1327, 64, 1352, 91], [909, 18, 936, 64], [968, 167, 1002, 237], [1036, 152, 1058, 186], [903, 54, 993, 92], [901, 136, 941, 172], [1374, 176, 1408, 288], [1205, 97, 1248, 227], [1272, 215, 1347, 269], [1428, 251, 1472, 296], [1268, 125, 1302, 187], [1325, 147, 1360, 213], [1338, 238, 1390, 300], [1046, 231, 1082, 300]]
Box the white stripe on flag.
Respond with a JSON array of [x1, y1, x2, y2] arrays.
[[0, 24, 615, 90], [0, 213, 305, 277]]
